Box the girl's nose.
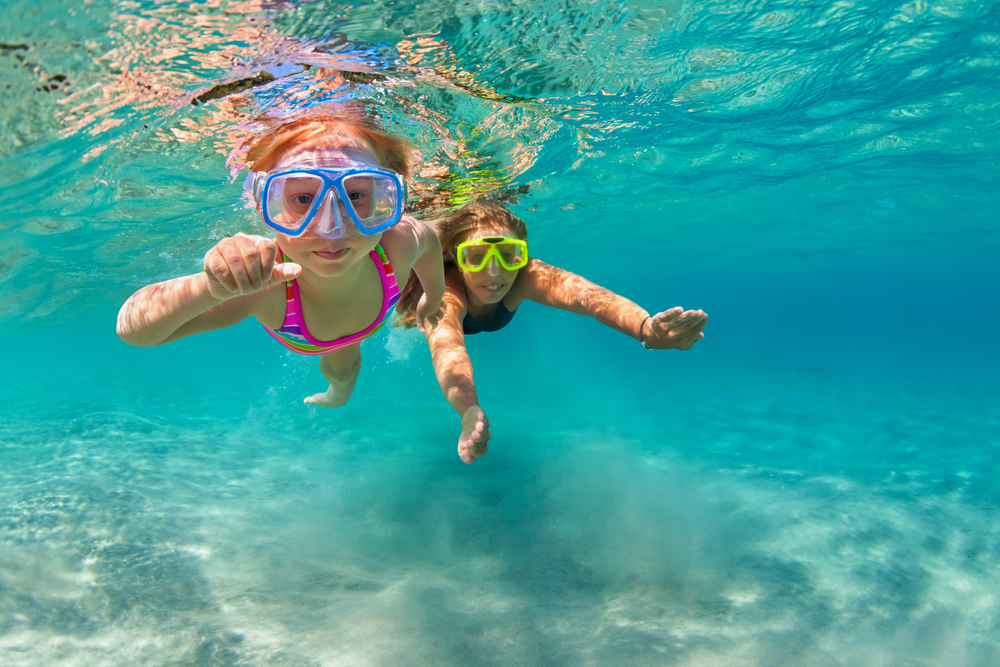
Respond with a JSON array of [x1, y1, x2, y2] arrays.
[[308, 190, 359, 238], [307, 190, 342, 238], [487, 256, 500, 276]]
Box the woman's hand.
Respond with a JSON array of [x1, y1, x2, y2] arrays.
[[643, 307, 708, 350], [415, 292, 444, 333], [458, 406, 490, 464], [203, 233, 301, 301]]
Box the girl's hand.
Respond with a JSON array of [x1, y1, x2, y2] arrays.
[[415, 292, 444, 333], [458, 406, 490, 464], [203, 233, 301, 301], [644, 307, 708, 350]]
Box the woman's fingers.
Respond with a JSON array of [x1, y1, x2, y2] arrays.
[[662, 309, 706, 331], [646, 308, 708, 349], [675, 311, 707, 334], [459, 407, 490, 464]]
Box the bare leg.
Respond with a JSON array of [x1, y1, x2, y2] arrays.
[[304, 344, 362, 407]]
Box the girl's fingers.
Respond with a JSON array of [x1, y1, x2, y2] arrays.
[[205, 247, 241, 295], [255, 237, 279, 286], [219, 240, 254, 294], [272, 262, 302, 282], [234, 235, 264, 291]]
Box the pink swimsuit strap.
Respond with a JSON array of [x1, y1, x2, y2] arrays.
[[264, 244, 401, 355]]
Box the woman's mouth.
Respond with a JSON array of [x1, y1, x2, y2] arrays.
[[314, 248, 349, 260], [482, 284, 505, 293]]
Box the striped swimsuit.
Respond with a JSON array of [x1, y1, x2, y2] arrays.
[[264, 245, 401, 355]]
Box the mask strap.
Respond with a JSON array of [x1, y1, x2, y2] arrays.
[[241, 172, 268, 203]]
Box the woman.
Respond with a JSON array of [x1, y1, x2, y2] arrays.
[[396, 200, 707, 464]]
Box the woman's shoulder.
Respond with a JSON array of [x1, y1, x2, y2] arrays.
[[508, 258, 581, 306], [509, 257, 552, 296]]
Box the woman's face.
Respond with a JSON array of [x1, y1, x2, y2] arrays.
[[457, 224, 523, 305], [265, 133, 384, 279]]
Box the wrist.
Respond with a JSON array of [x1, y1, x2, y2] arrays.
[[198, 272, 230, 304], [447, 389, 479, 418], [638, 314, 652, 349]]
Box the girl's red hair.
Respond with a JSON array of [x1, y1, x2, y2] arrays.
[[245, 113, 412, 178]]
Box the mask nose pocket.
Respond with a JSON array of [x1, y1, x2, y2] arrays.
[[311, 189, 344, 239]]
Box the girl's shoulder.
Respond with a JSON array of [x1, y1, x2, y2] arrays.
[[380, 215, 429, 251], [378, 215, 428, 269]]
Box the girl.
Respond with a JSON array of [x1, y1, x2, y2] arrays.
[[117, 114, 445, 407], [396, 200, 707, 464]]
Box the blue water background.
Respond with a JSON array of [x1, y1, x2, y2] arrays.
[[2, 0, 1000, 664]]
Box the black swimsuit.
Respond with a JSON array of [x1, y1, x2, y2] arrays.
[[463, 301, 517, 334]]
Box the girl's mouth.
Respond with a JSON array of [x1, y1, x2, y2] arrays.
[[314, 248, 349, 260]]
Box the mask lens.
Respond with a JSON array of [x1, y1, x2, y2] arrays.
[[266, 174, 325, 232], [495, 242, 526, 269], [460, 243, 492, 271], [341, 173, 400, 230]]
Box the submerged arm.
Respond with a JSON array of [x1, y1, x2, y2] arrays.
[[116, 233, 299, 346], [117, 273, 235, 346], [520, 259, 706, 350], [425, 283, 479, 417], [423, 278, 490, 463]]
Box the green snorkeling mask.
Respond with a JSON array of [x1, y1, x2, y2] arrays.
[[456, 236, 528, 272]]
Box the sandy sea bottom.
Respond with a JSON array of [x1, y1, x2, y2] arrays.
[[1, 297, 998, 666]]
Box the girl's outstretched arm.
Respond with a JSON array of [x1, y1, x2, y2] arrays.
[[117, 233, 300, 346], [517, 259, 707, 350], [423, 275, 491, 464]]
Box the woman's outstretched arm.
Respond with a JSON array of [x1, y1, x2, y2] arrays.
[[422, 275, 491, 463], [517, 259, 707, 350]]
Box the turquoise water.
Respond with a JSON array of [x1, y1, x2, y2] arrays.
[[2, 0, 999, 664]]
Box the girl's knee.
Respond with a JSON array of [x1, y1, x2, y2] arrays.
[[322, 352, 362, 384]]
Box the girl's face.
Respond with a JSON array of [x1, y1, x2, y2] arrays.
[[267, 133, 383, 279], [457, 224, 523, 306]]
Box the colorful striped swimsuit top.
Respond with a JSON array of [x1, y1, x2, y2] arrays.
[[265, 245, 401, 355]]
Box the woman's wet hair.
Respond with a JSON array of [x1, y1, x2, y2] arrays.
[[244, 112, 411, 178], [395, 200, 528, 329]]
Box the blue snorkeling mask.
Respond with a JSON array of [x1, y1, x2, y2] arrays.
[[243, 151, 406, 239]]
